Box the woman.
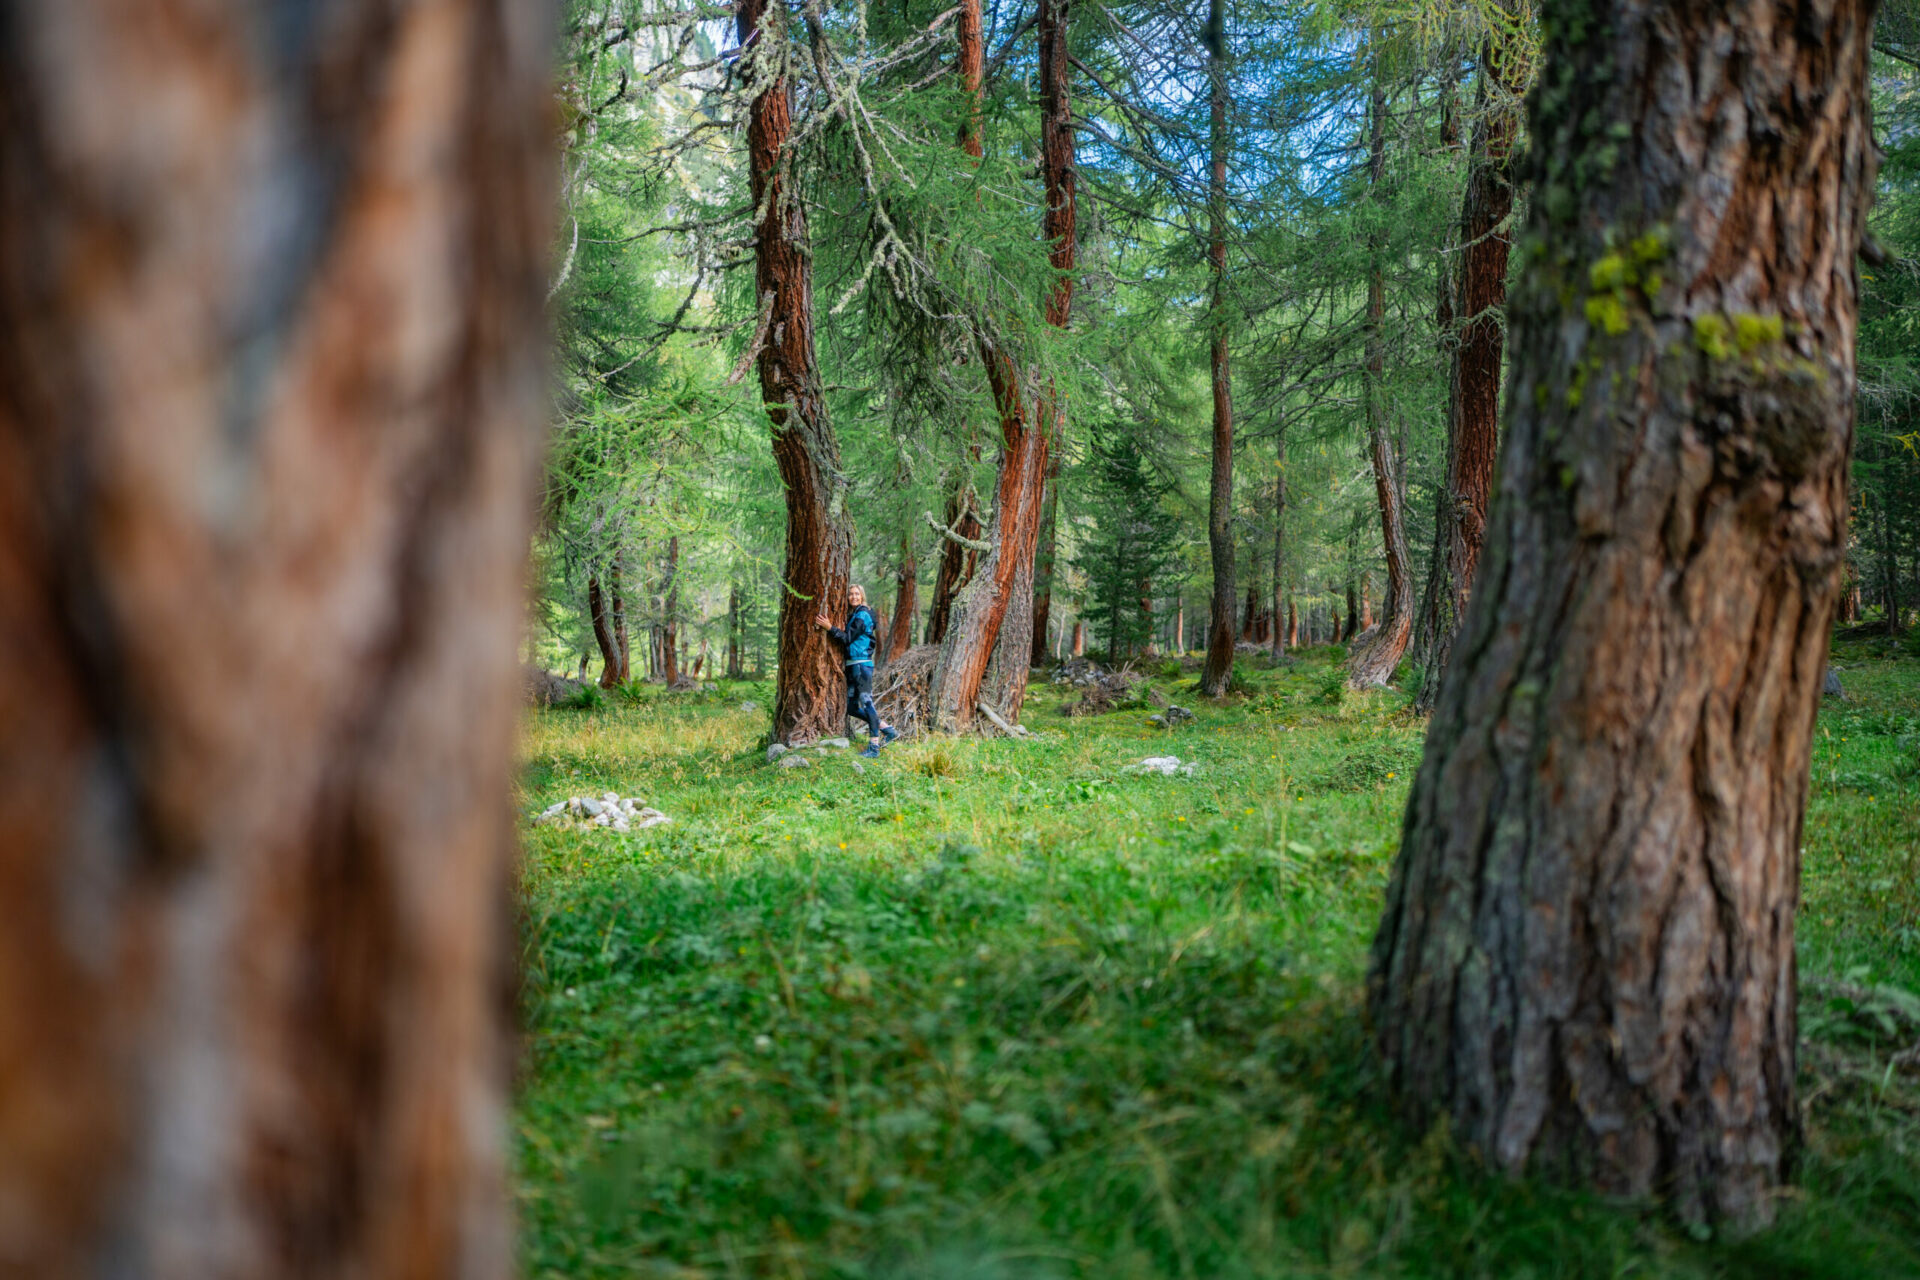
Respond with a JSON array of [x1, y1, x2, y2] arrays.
[[815, 585, 899, 757]]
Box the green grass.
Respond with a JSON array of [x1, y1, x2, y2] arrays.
[[514, 646, 1920, 1279]]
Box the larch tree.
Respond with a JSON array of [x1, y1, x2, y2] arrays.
[[0, 0, 551, 1273], [1199, 0, 1239, 698], [739, 0, 856, 744], [1413, 11, 1533, 712], [1370, 0, 1877, 1227]]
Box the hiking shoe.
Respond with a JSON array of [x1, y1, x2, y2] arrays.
[[881, 725, 899, 745], [860, 742, 882, 758]]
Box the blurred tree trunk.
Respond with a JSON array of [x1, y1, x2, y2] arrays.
[[1198, 0, 1237, 697], [0, 0, 551, 1274], [1414, 28, 1527, 712], [610, 558, 631, 683], [1029, 457, 1061, 665], [740, 0, 854, 744], [1370, 0, 1875, 1228], [590, 574, 621, 688], [1270, 436, 1287, 660], [727, 584, 744, 678]]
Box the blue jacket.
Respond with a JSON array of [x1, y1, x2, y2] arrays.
[[827, 605, 878, 665]]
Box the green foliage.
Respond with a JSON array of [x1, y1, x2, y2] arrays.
[[513, 647, 1920, 1278], [1070, 432, 1186, 662]]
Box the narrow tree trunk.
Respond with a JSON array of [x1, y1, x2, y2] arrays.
[[727, 583, 744, 678], [1350, 74, 1414, 687], [1345, 580, 1359, 640], [1072, 619, 1086, 656], [1271, 435, 1288, 660], [0, 0, 550, 1271], [610, 559, 631, 684], [1370, 0, 1875, 1227], [660, 535, 680, 685], [741, 0, 854, 743], [590, 573, 621, 688], [1198, 0, 1237, 697], [1286, 596, 1298, 649], [1414, 29, 1527, 712], [888, 531, 918, 660], [1030, 454, 1062, 664]]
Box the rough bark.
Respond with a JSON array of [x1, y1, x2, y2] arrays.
[[0, 0, 550, 1273], [1286, 597, 1298, 650], [934, 0, 1073, 728], [589, 573, 620, 688], [888, 532, 918, 661], [1369, 0, 1875, 1227], [923, 485, 980, 644], [1030, 454, 1061, 665], [1072, 619, 1086, 655], [727, 584, 744, 678], [1414, 29, 1528, 712], [659, 536, 679, 685], [1349, 75, 1414, 687], [609, 559, 631, 683], [741, 0, 854, 743], [1198, 0, 1237, 697]]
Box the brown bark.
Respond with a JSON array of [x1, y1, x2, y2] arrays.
[[659, 536, 680, 686], [590, 574, 621, 688], [1286, 597, 1298, 649], [1199, 0, 1237, 697], [924, 486, 980, 644], [888, 532, 918, 660], [0, 0, 550, 1273], [933, 0, 1074, 728], [741, 0, 854, 743], [1030, 454, 1062, 665], [1345, 581, 1360, 640], [1414, 26, 1528, 712], [1369, 0, 1876, 1227], [1349, 74, 1414, 688], [1072, 619, 1086, 655], [727, 584, 745, 678], [1271, 437, 1288, 660], [610, 559, 631, 684]]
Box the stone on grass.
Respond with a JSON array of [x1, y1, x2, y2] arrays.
[[580, 797, 604, 817], [767, 743, 788, 762], [818, 737, 852, 750], [778, 753, 811, 769], [1126, 756, 1183, 776]]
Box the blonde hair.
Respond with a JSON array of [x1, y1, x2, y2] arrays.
[[848, 584, 868, 603]]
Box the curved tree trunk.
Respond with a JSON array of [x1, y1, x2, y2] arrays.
[[1198, 0, 1237, 697], [0, 0, 550, 1272], [923, 485, 980, 644], [1350, 74, 1413, 688], [741, 0, 854, 744], [1413, 31, 1527, 713], [590, 573, 621, 688], [1369, 0, 1876, 1228]]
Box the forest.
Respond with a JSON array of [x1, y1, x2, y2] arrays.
[[1, 0, 1917, 1276]]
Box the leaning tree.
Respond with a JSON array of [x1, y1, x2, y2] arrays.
[[1370, 0, 1877, 1227]]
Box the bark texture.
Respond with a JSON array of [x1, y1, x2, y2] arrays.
[[1414, 29, 1528, 713], [741, 0, 855, 743], [0, 0, 551, 1274], [888, 533, 918, 661], [1198, 0, 1237, 697], [1350, 76, 1414, 688], [923, 486, 980, 644], [1029, 456, 1061, 665], [1369, 0, 1876, 1227]]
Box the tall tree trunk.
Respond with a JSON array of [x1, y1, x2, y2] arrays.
[[741, 0, 854, 743], [0, 0, 550, 1272], [888, 531, 918, 660], [1198, 0, 1237, 697], [1350, 73, 1414, 687], [727, 584, 744, 678], [1414, 29, 1528, 712], [1345, 580, 1359, 640], [1370, 0, 1876, 1227], [1030, 454, 1062, 664], [1286, 596, 1298, 649], [660, 535, 679, 685], [935, 0, 1074, 728], [1270, 434, 1288, 660], [590, 573, 621, 688]]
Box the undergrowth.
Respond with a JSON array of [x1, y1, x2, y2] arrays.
[[514, 645, 1920, 1279]]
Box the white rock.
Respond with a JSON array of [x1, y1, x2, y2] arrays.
[[767, 743, 788, 762], [818, 737, 851, 750], [740, 701, 759, 713], [539, 801, 566, 821], [778, 754, 811, 769], [635, 809, 671, 829], [567, 796, 584, 813], [612, 818, 631, 832], [1126, 756, 1182, 776], [592, 812, 611, 827], [850, 759, 866, 775], [620, 798, 638, 814], [603, 791, 619, 804], [580, 797, 604, 817]]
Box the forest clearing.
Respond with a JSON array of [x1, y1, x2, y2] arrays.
[[513, 639, 1920, 1278]]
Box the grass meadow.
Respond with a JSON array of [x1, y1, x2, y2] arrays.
[[513, 642, 1920, 1279]]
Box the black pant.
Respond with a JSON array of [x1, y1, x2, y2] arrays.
[[845, 663, 880, 738]]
